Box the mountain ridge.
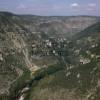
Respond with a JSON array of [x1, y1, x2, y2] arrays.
[[0, 11, 100, 100]]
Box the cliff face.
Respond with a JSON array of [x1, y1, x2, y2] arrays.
[[0, 12, 100, 99]]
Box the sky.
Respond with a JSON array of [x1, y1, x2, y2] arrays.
[[0, 0, 100, 16]]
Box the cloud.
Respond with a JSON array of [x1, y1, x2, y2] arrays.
[[70, 3, 80, 12], [87, 3, 97, 11], [17, 4, 26, 9], [70, 3, 79, 7], [88, 3, 96, 7]]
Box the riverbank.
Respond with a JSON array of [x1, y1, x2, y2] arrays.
[[7, 61, 65, 100]]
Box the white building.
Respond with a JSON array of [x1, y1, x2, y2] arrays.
[[80, 57, 90, 64]]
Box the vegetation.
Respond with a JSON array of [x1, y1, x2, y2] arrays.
[[0, 12, 100, 100]]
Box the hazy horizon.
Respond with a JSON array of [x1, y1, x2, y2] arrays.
[[0, 0, 100, 16]]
